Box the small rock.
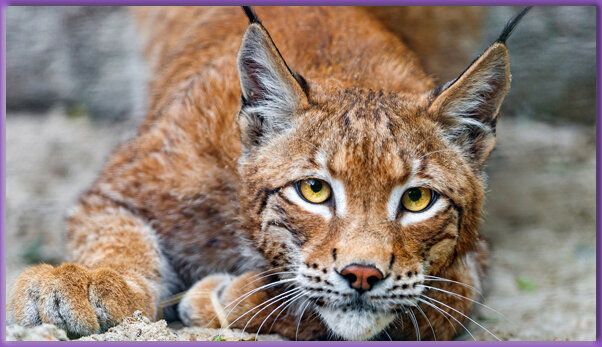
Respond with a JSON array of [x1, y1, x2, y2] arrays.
[[80, 311, 179, 341], [7, 323, 69, 341]]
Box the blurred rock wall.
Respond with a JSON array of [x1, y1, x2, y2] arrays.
[[7, 6, 147, 121], [6, 6, 596, 124], [483, 6, 596, 124]]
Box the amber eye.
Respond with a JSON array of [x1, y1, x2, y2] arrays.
[[298, 179, 331, 204], [401, 187, 433, 212]]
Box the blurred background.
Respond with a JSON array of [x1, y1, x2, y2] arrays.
[[5, 6, 596, 341]]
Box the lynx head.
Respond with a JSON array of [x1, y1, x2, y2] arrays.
[[235, 9, 523, 340]]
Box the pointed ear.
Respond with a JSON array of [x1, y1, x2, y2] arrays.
[[428, 43, 511, 166], [237, 23, 309, 152]]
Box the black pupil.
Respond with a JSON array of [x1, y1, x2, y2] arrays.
[[408, 188, 422, 202], [309, 180, 323, 193]]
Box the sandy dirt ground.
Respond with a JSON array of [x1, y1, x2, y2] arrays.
[[4, 110, 596, 341]]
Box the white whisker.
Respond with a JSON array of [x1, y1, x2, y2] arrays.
[[418, 284, 509, 324], [423, 275, 484, 298], [267, 292, 305, 334], [255, 291, 306, 340], [241, 266, 295, 289], [383, 329, 393, 341], [222, 278, 295, 320], [418, 297, 472, 340], [414, 302, 436, 341], [406, 307, 420, 341], [420, 294, 500, 341], [238, 288, 302, 339], [225, 285, 298, 331], [295, 298, 312, 341]]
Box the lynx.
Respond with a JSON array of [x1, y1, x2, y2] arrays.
[[8, 6, 529, 340]]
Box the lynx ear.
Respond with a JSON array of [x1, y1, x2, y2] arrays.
[[237, 22, 308, 152], [428, 42, 511, 166], [428, 6, 530, 166]]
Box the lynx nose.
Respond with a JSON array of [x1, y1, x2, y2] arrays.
[[340, 264, 384, 293]]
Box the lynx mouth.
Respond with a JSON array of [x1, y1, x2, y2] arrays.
[[295, 270, 423, 340], [323, 294, 418, 312], [311, 295, 417, 340]]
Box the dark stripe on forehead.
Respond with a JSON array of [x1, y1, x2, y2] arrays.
[[277, 191, 294, 205], [256, 187, 281, 216], [272, 204, 287, 216], [307, 146, 319, 166]]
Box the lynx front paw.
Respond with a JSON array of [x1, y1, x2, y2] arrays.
[[178, 273, 235, 328], [8, 263, 153, 338], [179, 272, 275, 329], [179, 272, 327, 340]]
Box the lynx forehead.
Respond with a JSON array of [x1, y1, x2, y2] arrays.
[[8, 6, 530, 341]]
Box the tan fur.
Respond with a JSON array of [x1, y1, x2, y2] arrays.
[[8, 7, 511, 340]]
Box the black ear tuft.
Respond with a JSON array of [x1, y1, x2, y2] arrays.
[[496, 6, 532, 44], [428, 43, 511, 166], [242, 6, 261, 24], [236, 23, 309, 154]]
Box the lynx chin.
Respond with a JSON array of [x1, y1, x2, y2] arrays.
[[8, 6, 530, 341]]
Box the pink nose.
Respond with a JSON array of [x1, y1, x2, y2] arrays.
[[340, 264, 384, 293]]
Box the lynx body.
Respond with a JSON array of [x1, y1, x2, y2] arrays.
[[8, 6, 528, 340]]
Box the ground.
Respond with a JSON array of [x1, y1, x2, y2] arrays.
[[4, 110, 596, 341]]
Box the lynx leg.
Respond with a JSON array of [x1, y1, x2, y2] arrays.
[[179, 271, 327, 340], [8, 193, 166, 337]]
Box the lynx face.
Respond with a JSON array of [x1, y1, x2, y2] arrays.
[[236, 22, 509, 340]]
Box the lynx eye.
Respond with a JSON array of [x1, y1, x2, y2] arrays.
[[401, 187, 433, 212], [298, 179, 331, 204]]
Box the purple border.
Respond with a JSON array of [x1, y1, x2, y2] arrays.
[[1, 0, 6, 344], [1, 0, 601, 4], [596, 0, 602, 344], [0, 2, 599, 346]]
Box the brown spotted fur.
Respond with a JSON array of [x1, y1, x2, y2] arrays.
[[8, 6, 516, 340]]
